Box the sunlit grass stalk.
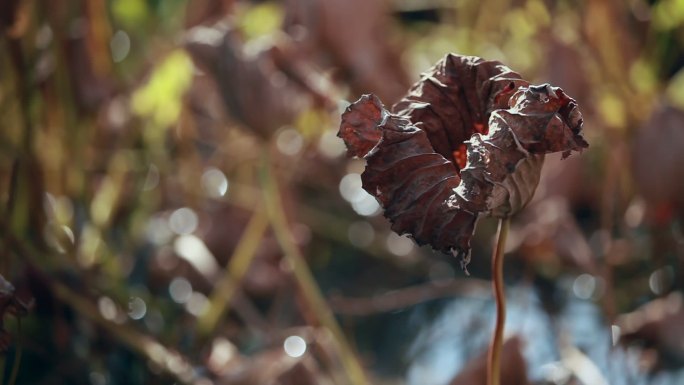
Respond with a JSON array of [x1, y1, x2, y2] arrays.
[[198, 209, 269, 336], [260, 156, 370, 385], [487, 217, 510, 385]]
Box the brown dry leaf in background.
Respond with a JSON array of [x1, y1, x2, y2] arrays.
[[185, 22, 320, 136], [339, 54, 587, 270], [0, 0, 20, 34], [283, 0, 411, 103], [509, 197, 598, 275], [632, 104, 684, 224], [617, 292, 684, 369], [542, 37, 593, 117], [39, 3, 116, 112]]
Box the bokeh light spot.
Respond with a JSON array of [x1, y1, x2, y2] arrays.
[[169, 207, 199, 235], [185, 291, 209, 316], [201, 168, 229, 198], [611, 325, 621, 346], [572, 274, 596, 300], [208, 338, 237, 370], [169, 277, 192, 304], [128, 296, 147, 320], [283, 335, 307, 358], [386, 232, 414, 257], [110, 30, 131, 63], [318, 130, 346, 158], [276, 127, 304, 156], [649, 267, 674, 295], [98, 296, 118, 321]]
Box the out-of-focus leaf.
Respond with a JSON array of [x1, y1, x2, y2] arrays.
[[597, 91, 627, 129], [339, 54, 587, 269], [510, 197, 599, 276], [111, 0, 149, 28], [62, 24, 116, 111], [618, 292, 684, 369], [631, 58, 658, 95], [283, 0, 411, 103], [632, 103, 684, 223], [185, 22, 323, 136], [0, 0, 20, 34], [131, 50, 193, 144], [652, 0, 684, 30], [237, 2, 283, 41]]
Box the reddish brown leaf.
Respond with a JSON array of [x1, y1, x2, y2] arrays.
[[340, 94, 477, 269], [339, 54, 587, 269], [337, 94, 384, 158]]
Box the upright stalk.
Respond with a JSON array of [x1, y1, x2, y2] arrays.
[[260, 157, 370, 385], [7, 319, 22, 385], [487, 217, 510, 385]]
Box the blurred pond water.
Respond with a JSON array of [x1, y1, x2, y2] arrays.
[[405, 279, 684, 385]]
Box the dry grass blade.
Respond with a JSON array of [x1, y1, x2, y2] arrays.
[[51, 281, 209, 385], [259, 155, 370, 385], [198, 208, 270, 336]]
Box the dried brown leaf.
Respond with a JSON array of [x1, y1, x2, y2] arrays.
[[339, 54, 587, 269]]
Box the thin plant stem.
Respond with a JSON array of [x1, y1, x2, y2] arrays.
[[487, 217, 510, 385], [198, 209, 269, 336], [0, 352, 5, 385], [7, 319, 21, 385], [259, 156, 370, 385]]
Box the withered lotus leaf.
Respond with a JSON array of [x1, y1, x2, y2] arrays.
[[338, 54, 587, 270]]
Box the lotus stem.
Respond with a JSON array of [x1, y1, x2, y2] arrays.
[[487, 217, 510, 385]]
